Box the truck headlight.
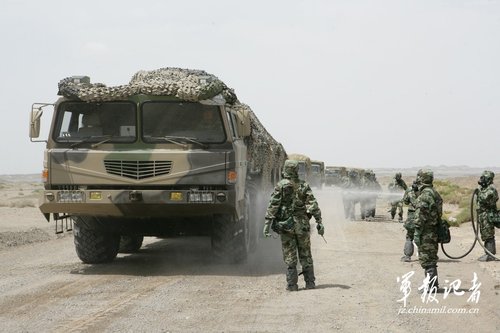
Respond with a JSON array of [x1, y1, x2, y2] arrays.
[[58, 191, 84, 203], [188, 192, 214, 203]]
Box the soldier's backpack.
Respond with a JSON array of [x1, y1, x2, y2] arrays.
[[437, 219, 451, 244], [271, 180, 301, 234], [489, 211, 500, 228]]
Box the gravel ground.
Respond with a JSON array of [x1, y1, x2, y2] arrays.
[[0, 178, 499, 332]]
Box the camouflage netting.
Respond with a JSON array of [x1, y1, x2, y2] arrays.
[[57, 67, 286, 186], [226, 103, 287, 187], [58, 67, 237, 103], [288, 153, 311, 164]]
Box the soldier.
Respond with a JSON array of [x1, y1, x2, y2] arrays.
[[342, 169, 361, 220], [263, 159, 324, 291], [78, 113, 103, 136], [361, 170, 382, 220], [476, 170, 498, 262], [388, 172, 408, 222], [413, 169, 443, 290], [198, 109, 223, 131], [401, 181, 419, 262]]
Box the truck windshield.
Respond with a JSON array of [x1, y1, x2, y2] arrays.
[[142, 102, 226, 144], [54, 101, 137, 143]]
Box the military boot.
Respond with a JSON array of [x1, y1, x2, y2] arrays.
[[400, 239, 414, 262], [303, 266, 316, 289], [478, 239, 496, 262], [425, 266, 439, 291], [286, 266, 299, 291]]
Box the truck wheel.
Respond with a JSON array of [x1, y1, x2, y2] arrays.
[[246, 190, 259, 252], [119, 235, 144, 253], [73, 218, 120, 264], [211, 213, 249, 263]]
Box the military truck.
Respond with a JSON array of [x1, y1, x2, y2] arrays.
[[287, 153, 312, 182], [310, 160, 325, 189], [325, 166, 366, 187], [325, 166, 345, 186], [29, 68, 287, 264]]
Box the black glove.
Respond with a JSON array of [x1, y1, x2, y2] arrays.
[[316, 223, 324, 236], [263, 223, 271, 238]]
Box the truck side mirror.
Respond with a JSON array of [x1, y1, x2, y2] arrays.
[[236, 109, 251, 137], [29, 107, 43, 138]]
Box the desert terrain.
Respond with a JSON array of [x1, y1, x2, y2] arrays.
[[0, 173, 499, 332]]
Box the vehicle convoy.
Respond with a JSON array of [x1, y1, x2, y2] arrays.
[[310, 160, 325, 189], [325, 166, 346, 186], [287, 153, 312, 182], [29, 67, 287, 264]]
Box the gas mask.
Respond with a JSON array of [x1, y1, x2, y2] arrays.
[[478, 175, 489, 188], [478, 171, 494, 188], [411, 181, 419, 192]]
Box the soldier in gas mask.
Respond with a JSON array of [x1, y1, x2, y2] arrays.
[[413, 169, 443, 291], [361, 170, 381, 220], [476, 170, 498, 262], [342, 169, 361, 220], [388, 172, 408, 222], [401, 181, 419, 262], [263, 160, 324, 291]]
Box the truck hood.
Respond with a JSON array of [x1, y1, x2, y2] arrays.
[[47, 148, 229, 186]]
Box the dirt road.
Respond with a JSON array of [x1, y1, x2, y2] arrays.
[[0, 187, 499, 332]]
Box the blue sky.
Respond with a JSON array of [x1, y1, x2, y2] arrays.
[[1, 0, 499, 174]]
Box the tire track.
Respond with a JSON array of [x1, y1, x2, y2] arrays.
[[53, 277, 180, 333]]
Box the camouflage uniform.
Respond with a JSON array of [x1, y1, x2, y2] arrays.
[[388, 173, 407, 222], [360, 170, 381, 220], [414, 169, 442, 289], [342, 170, 361, 220], [264, 160, 323, 291], [476, 170, 498, 261], [401, 182, 418, 262]]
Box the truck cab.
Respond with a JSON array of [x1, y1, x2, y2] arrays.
[[310, 160, 325, 189], [29, 79, 263, 264]]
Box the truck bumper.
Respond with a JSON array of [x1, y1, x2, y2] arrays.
[[39, 188, 235, 218]]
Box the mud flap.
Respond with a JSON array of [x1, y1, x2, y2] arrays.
[[54, 213, 73, 234]]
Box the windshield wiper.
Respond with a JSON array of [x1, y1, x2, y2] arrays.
[[70, 135, 111, 149], [164, 135, 207, 148], [91, 136, 114, 148], [70, 137, 93, 149], [146, 136, 187, 148], [146, 135, 207, 148]]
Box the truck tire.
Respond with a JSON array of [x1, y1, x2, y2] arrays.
[[73, 218, 120, 264], [211, 213, 249, 263], [119, 235, 144, 253], [246, 189, 259, 252]]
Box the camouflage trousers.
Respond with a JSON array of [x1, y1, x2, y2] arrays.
[[404, 211, 416, 240], [390, 200, 403, 219], [280, 231, 313, 269], [417, 227, 439, 269], [478, 211, 496, 242]]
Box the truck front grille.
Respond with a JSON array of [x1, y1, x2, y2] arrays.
[[104, 160, 173, 180]]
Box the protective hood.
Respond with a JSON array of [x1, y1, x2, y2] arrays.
[[282, 160, 299, 179]]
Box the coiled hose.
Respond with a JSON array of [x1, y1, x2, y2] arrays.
[[440, 188, 499, 260]]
